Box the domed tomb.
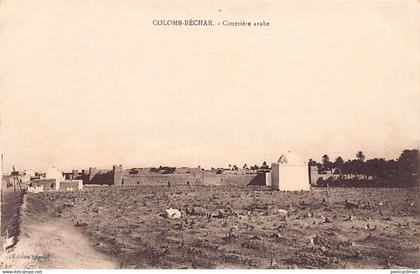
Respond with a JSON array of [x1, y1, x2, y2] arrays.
[[271, 151, 309, 191]]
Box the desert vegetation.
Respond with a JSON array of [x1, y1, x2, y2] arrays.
[[309, 149, 419, 187]]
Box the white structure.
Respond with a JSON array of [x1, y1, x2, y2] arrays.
[[45, 167, 64, 181], [265, 171, 272, 186], [271, 151, 309, 191], [45, 167, 64, 190], [21, 170, 34, 183]]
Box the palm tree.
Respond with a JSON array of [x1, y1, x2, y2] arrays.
[[334, 156, 344, 172], [322, 154, 330, 165]]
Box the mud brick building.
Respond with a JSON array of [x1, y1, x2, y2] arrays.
[[113, 165, 124, 185]]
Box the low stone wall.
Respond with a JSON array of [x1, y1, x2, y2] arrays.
[[118, 173, 256, 187], [29, 179, 58, 192], [59, 180, 83, 191], [119, 174, 201, 186]]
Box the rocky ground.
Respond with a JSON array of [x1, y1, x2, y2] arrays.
[[17, 184, 420, 268]]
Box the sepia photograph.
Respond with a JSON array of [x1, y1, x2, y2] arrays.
[[0, 0, 419, 271]]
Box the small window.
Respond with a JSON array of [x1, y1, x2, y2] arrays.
[[50, 183, 55, 188]]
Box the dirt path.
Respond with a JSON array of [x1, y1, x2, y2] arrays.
[[1, 196, 119, 269]]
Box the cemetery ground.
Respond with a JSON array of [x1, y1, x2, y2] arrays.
[[2, 183, 419, 269]]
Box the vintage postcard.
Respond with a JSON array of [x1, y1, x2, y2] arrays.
[[0, 0, 419, 271]]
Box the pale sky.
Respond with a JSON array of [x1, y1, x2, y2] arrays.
[[0, 1, 419, 172]]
